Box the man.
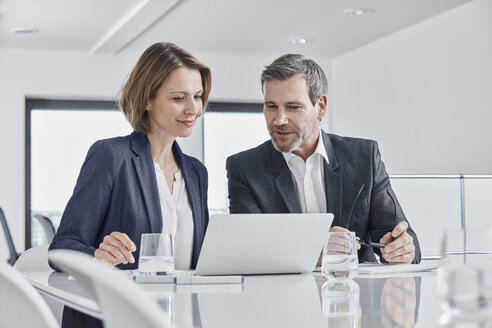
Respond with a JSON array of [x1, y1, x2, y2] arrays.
[[226, 54, 420, 264]]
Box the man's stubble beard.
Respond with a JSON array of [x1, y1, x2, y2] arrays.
[[270, 129, 304, 153], [269, 116, 319, 153]]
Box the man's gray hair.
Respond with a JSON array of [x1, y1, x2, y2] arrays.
[[261, 54, 328, 105]]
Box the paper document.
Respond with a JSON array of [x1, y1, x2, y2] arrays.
[[358, 260, 440, 275]]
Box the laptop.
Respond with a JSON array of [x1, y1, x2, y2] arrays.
[[195, 213, 334, 276]]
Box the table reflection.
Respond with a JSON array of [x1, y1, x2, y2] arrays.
[[321, 280, 361, 328], [194, 274, 325, 328], [438, 311, 492, 328], [47, 271, 422, 328], [150, 275, 422, 328], [358, 276, 421, 328], [380, 277, 417, 328]]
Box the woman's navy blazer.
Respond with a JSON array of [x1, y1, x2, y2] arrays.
[[49, 131, 209, 269]]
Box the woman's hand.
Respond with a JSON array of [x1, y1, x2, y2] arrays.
[[94, 232, 137, 266]]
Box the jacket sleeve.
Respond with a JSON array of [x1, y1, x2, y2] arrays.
[[367, 141, 421, 264], [226, 155, 262, 213], [49, 141, 116, 268]]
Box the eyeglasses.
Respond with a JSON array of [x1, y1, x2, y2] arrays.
[[346, 187, 397, 249]]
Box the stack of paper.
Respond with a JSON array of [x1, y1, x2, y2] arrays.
[[358, 260, 440, 276]]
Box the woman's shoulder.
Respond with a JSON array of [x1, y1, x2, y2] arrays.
[[85, 134, 133, 163], [89, 134, 132, 153], [93, 134, 131, 147]]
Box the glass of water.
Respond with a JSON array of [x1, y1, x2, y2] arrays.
[[437, 229, 492, 315], [322, 231, 359, 280], [138, 233, 174, 275]]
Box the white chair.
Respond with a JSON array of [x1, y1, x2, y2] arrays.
[[14, 245, 52, 271], [14, 245, 64, 324], [0, 262, 58, 328], [48, 250, 171, 328]]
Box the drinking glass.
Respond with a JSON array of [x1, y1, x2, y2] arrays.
[[321, 279, 360, 328], [322, 231, 359, 280], [138, 233, 174, 275], [437, 229, 492, 315]]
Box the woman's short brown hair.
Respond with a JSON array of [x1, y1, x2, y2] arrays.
[[119, 42, 211, 134]]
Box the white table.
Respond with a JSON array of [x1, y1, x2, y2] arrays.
[[21, 270, 440, 327]]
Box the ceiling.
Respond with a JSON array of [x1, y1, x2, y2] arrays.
[[0, 0, 473, 57]]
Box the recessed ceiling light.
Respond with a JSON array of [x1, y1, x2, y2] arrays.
[[11, 27, 39, 34], [286, 37, 314, 45], [342, 8, 375, 16]]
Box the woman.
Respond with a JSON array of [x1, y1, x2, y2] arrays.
[[49, 42, 211, 327], [50, 42, 211, 269]]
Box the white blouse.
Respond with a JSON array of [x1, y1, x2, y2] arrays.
[[154, 163, 194, 270]]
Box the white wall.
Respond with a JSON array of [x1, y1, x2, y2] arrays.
[[0, 48, 330, 251], [331, 0, 492, 174]]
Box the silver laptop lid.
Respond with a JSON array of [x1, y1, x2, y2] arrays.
[[195, 213, 334, 275]]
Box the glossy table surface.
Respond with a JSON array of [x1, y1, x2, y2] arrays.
[[20, 267, 452, 328]]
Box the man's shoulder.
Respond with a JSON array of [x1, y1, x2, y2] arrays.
[[325, 132, 377, 152]]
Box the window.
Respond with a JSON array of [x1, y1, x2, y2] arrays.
[[26, 99, 132, 247], [203, 103, 269, 214]]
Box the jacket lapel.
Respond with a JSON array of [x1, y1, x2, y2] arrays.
[[271, 144, 302, 213], [322, 132, 343, 226], [130, 132, 163, 233]]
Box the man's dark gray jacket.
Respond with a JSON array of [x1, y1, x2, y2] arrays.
[[226, 131, 421, 263]]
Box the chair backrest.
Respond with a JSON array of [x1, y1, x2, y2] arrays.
[[0, 262, 58, 328], [33, 214, 56, 243], [0, 207, 19, 265], [14, 245, 52, 271], [48, 250, 169, 328]]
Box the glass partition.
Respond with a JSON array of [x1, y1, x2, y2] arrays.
[[390, 176, 462, 257]]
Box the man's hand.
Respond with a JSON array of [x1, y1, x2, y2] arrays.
[[94, 231, 137, 266], [317, 226, 361, 267], [380, 222, 415, 264]]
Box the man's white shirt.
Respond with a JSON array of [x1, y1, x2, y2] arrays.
[[282, 130, 328, 214]]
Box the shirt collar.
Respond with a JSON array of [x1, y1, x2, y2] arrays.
[[282, 129, 329, 164]]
